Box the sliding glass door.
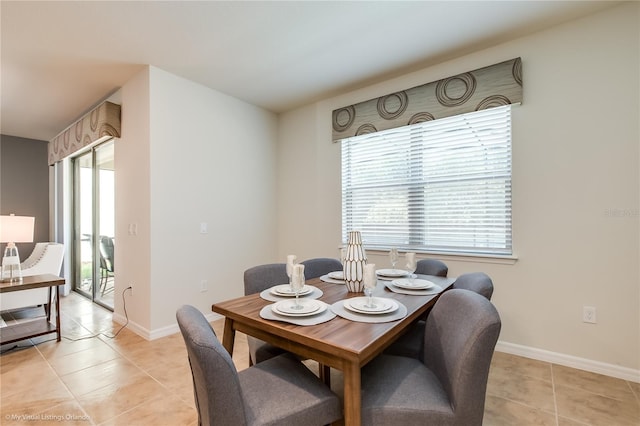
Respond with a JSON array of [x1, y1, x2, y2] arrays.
[[73, 140, 115, 310]]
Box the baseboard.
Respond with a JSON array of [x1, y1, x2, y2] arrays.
[[496, 340, 640, 383], [112, 311, 223, 341]]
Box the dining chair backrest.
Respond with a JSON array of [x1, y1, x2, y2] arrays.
[[300, 257, 343, 279], [453, 272, 494, 300], [243, 263, 288, 295], [243, 263, 290, 365], [423, 289, 501, 424], [415, 258, 448, 277], [177, 305, 342, 426], [176, 305, 247, 426]]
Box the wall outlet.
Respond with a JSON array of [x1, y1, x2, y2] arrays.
[[200, 280, 208, 293], [127, 284, 133, 297], [583, 306, 596, 324]]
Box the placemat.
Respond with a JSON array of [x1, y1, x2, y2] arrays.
[[260, 286, 323, 302], [319, 274, 346, 284], [384, 281, 443, 296], [260, 301, 336, 326], [330, 299, 407, 323]]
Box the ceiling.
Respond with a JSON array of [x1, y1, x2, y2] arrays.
[[1, 1, 619, 142]]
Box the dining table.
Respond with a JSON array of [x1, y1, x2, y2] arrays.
[[211, 273, 455, 426]]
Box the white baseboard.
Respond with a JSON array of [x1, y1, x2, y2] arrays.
[[496, 341, 640, 383], [113, 311, 223, 341]]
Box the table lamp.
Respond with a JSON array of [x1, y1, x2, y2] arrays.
[[0, 214, 35, 282]]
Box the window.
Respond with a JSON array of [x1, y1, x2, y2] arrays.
[[341, 105, 512, 256]]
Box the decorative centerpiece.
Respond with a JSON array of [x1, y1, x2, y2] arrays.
[[343, 230, 367, 292]]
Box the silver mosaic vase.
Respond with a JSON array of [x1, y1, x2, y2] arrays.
[[343, 231, 367, 293]]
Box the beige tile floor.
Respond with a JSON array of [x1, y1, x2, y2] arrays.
[[1, 292, 639, 425]]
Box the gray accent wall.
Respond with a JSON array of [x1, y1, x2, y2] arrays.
[[0, 134, 50, 257]]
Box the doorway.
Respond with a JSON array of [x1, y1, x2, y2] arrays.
[[73, 140, 115, 310]]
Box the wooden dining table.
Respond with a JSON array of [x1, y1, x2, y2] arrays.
[[212, 274, 455, 426]]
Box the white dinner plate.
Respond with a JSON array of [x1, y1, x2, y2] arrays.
[[376, 269, 409, 278], [344, 297, 399, 314], [392, 278, 435, 290], [328, 271, 344, 280], [270, 284, 313, 297], [272, 299, 326, 316]]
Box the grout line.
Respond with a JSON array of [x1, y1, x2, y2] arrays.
[[550, 363, 560, 426]]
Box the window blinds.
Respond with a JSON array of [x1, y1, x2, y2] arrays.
[[341, 105, 512, 255]]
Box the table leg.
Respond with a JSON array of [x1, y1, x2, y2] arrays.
[[343, 361, 361, 426], [221, 318, 236, 355], [55, 285, 61, 342]]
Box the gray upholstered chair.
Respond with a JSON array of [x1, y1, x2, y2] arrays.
[[300, 257, 343, 279], [361, 290, 501, 426], [176, 305, 342, 426], [453, 271, 494, 300], [415, 258, 448, 277], [384, 271, 495, 359], [243, 263, 290, 365]]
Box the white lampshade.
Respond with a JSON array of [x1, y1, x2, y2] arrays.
[[1, 215, 35, 282], [0, 215, 35, 243]]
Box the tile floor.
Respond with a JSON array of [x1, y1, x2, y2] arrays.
[[1, 292, 638, 425]]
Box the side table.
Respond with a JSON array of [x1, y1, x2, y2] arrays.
[[0, 274, 64, 345]]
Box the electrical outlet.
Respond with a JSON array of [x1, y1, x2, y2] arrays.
[[200, 280, 208, 293], [583, 306, 596, 324], [128, 285, 133, 297]]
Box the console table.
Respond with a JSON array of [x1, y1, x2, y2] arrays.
[[0, 274, 64, 344]]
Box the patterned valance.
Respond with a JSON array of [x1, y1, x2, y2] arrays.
[[332, 58, 522, 142], [48, 101, 121, 165]]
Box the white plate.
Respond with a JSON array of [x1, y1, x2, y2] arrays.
[[270, 284, 313, 297], [328, 271, 344, 280], [344, 297, 399, 314], [392, 278, 435, 290], [272, 299, 326, 316], [376, 269, 409, 278]]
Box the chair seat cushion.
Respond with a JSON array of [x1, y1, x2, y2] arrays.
[[239, 354, 341, 426], [361, 354, 454, 426]]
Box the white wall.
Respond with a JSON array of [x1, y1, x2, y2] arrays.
[[277, 3, 640, 374], [114, 66, 278, 336], [115, 67, 152, 331], [147, 67, 278, 332]]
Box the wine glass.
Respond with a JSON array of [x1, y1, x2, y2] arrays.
[[286, 254, 296, 290], [291, 264, 305, 310], [363, 263, 377, 309], [389, 248, 399, 272], [405, 253, 417, 285]]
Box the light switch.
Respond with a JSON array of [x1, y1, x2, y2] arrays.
[[200, 222, 208, 234]]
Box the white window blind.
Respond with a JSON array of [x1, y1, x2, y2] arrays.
[[341, 105, 512, 256]]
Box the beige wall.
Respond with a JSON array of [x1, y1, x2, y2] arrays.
[[277, 3, 640, 375], [113, 66, 279, 335]]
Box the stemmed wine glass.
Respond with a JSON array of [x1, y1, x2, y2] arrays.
[[363, 263, 377, 309], [405, 252, 417, 285], [286, 254, 296, 291], [291, 263, 305, 310], [389, 248, 399, 272]]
